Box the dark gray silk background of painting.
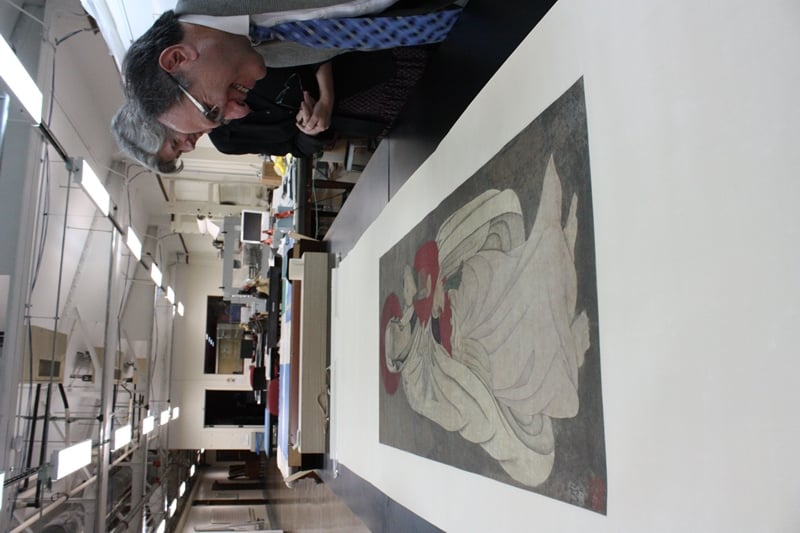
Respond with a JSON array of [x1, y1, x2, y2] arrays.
[[378, 78, 607, 512]]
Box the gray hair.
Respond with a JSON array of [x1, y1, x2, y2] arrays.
[[122, 10, 184, 120], [111, 102, 183, 174]]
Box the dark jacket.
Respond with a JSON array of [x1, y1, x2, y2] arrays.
[[208, 49, 418, 157]]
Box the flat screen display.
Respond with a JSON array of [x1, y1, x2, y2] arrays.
[[241, 210, 264, 243], [204, 390, 264, 427]]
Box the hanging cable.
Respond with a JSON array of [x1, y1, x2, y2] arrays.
[[29, 151, 51, 292], [54, 27, 94, 47], [119, 0, 135, 46]]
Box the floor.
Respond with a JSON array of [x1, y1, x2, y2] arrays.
[[266, 1, 558, 531], [262, 457, 370, 533], [261, 455, 441, 533]]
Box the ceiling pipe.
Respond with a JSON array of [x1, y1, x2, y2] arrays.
[[10, 471, 96, 533], [38, 504, 83, 533], [34, 155, 77, 508], [9, 442, 139, 533], [95, 222, 121, 532], [21, 383, 42, 491]]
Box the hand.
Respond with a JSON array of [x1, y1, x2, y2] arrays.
[[296, 91, 331, 136]]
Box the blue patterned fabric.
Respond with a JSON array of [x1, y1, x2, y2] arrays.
[[250, 8, 461, 50]]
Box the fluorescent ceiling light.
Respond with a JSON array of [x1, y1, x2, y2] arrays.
[[53, 439, 92, 480], [150, 263, 162, 287], [206, 220, 220, 239], [79, 161, 110, 217], [126, 227, 142, 261], [179, 481, 186, 497], [160, 409, 170, 425], [112, 424, 132, 451], [156, 519, 165, 533], [142, 415, 155, 435], [0, 34, 42, 123], [166, 286, 175, 304], [190, 464, 195, 477], [169, 498, 177, 517], [177, 302, 184, 316], [171, 406, 180, 420], [196, 217, 221, 239], [0, 471, 5, 511]]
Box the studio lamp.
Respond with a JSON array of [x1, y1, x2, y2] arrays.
[[142, 415, 155, 435], [0, 34, 42, 124], [112, 424, 132, 451], [126, 227, 142, 261], [74, 159, 110, 217], [150, 263, 162, 287], [52, 439, 92, 480]]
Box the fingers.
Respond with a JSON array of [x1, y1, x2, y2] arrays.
[[297, 114, 319, 134], [313, 107, 330, 132], [298, 120, 323, 135], [296, 91, 314, 126], [296, 105, 311, 127], [295, 91, 331, 135]]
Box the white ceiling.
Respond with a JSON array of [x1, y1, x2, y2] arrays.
[[80, 0, 177, 68]]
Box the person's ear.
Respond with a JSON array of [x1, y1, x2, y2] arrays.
[[159, 44, 198, 73]]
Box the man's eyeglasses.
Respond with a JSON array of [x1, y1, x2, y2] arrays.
[[168, 74, 225, 125]]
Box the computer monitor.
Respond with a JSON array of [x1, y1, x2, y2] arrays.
[[240, 210, 264, 244]]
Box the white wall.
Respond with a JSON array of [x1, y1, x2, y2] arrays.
[[169, 258, 254, 450], [330, 0, 800, 531]]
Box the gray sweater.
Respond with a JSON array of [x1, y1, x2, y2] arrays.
[[175, 0, 390, 66], [174, 0, 455, 67]]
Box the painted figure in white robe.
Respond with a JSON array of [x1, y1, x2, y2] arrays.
[[380, 155, 590, 486]]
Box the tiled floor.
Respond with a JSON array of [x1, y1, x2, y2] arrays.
[[263, 457, 370, 532]]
